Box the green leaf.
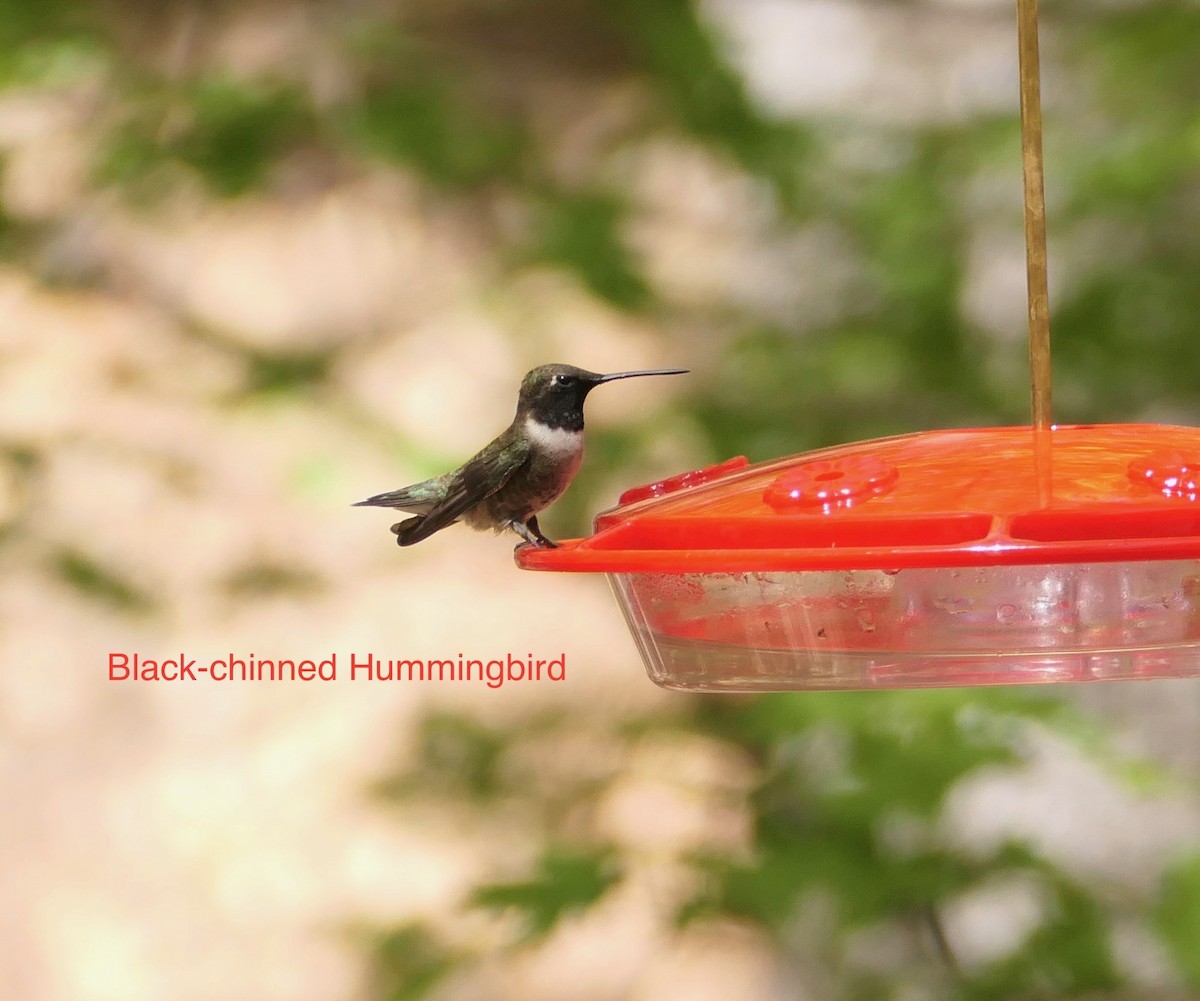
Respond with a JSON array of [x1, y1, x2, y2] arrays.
[[1155, 853, 1200, 987], [100, 77, 312, 198], [55, 549, 155, 613], [368, 924, 459, 1001], [613, 0, 813, 211], [473, 847, 620, 940], [527, 191, 650, 309], [0, 0, 70, 51], [374, 714, 509, 803], [343, 80, 526, 189], [964, 877, 1120, 1000]]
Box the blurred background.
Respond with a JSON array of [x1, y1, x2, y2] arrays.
[[3, 0, 1200, 998]]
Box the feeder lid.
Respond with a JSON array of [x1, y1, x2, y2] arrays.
[[517, 424, 1200, 573]]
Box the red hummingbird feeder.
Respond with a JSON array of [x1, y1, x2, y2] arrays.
[[519, 427, 1200, 690], [517, 0, 1200, 691]]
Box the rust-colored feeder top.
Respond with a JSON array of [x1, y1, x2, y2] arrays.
[[518, 424, 1200, 690]]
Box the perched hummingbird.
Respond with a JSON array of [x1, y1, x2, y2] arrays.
[[355, 363, 687, 548]]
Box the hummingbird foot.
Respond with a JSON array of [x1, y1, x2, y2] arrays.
[[527, 516, 559, 548], [513, 517, 558, 549]]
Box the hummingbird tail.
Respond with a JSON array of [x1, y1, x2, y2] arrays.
[[391, 516, 427, 546]]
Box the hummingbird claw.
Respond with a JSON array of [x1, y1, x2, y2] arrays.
[[513, 517, 558, 548], [526, 516, 558, 548]]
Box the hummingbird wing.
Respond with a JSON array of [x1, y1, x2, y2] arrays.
[[396, 436, 532, 546]]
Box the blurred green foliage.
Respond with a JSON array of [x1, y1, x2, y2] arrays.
[[526, 191, 650, 308], [366, 925, 463, 1001], [55, 548, 156, 613], [373, 692, 1158, 999], [613, 0, 814, 210], [11, 0, 1196, 452], [343, 79, 526, 188], [102, 77, 313, 197], [0, 0, 72, 64], [472, 847, 621, 941], [1156, 852, 1200, 988], [5, 0, 1200, 996]]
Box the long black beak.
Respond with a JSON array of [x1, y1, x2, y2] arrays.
[[592, 368, 688, 384]]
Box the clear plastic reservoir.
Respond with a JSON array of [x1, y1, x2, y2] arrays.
[[610, 562, 1200, 691]]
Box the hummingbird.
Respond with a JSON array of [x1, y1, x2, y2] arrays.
[[354, 363, 687, 548]]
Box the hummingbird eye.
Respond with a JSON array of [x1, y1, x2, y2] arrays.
[[553, 374, 575, 388]]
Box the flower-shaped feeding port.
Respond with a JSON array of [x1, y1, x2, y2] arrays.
[[517, 424, 1200, 691], [764, 456, 899, 512]]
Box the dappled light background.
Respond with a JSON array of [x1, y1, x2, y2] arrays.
[[3, 1, 1200, 999]]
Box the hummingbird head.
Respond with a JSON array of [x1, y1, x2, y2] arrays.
[[517, 363, 687, 431]]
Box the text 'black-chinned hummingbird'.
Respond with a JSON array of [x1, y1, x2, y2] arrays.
[[355, 363, 688, 549]]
